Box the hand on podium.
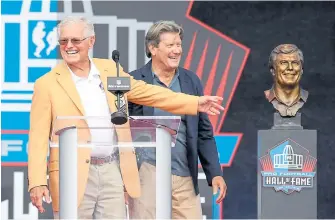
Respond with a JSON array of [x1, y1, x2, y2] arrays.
[[198, 96, 224, 115], [29, 185, 51, 213]]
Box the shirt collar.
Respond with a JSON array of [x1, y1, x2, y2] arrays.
[[67, 56, 100, 83], [266, 86, 308, 103], [152, 67, 180, 79]]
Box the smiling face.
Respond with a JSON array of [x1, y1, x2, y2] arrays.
[[273, 51, 302, 88], [58, 21, 95, 66], [149, 32, 182, 72]]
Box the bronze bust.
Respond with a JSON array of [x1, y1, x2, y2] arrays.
[[264, 44, 308, 117]]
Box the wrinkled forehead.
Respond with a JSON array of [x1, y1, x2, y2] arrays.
[[159, 32, 182, 43], [276, 52, 300, 62]]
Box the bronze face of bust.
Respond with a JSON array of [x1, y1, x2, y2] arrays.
[[264, 44, 308, 117]]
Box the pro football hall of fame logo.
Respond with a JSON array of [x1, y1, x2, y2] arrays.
[[259, 138, 317, 194]]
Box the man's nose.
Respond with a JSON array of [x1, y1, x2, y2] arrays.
[[65, 40, 74, 48], [288, 62, 293, 70], [173, 46, 182, 54]]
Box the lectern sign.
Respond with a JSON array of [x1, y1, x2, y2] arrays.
[[259, 138, 317, 194]]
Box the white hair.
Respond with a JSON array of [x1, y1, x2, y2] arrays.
[[57, 16, 95, 38]]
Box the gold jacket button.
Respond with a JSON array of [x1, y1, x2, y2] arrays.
[[86, 159, 90, 163]]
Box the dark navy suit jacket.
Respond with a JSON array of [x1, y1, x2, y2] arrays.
[[128, 61, 223, 195]]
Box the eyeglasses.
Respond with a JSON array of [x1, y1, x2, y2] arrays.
[[58, 37, 89, 46]]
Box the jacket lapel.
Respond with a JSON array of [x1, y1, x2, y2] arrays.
[[141, 61, 154, 116], [55, 59, 118, 116], [178, 69, 193, 126], [178, 70, 192, 95], [55, 62, 86, 116]]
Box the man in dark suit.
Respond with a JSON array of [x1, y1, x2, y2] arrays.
[[128, 20, 227, 219]]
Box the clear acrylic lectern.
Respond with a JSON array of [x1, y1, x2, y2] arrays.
[[50, 115, 180, 219]]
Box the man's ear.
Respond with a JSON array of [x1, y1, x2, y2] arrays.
[[270, 68, 275, 76], [149, 44, 157, 57], [89, 36, 95, 49]]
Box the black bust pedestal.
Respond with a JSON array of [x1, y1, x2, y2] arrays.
[[272, 112, 303, 130], [257, 113, 317, 219]]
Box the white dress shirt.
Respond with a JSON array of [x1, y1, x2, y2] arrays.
[[67, 59, 116, 157]]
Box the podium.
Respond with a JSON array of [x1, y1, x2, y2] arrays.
[[50, 115, 181, 219]]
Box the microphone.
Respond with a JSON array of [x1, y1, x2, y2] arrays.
[[107, 50, 131, 125], [112, 50, 120, 63]]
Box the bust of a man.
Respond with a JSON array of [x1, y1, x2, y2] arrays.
[[264, 44, 308, 117]]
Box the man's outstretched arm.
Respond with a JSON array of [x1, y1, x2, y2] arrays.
[[117, 64, 224, 116]]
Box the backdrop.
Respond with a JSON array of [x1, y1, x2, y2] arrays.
[[1, 1, 335, 219]]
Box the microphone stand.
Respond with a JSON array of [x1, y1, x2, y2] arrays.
[[109, 51, 128, 125]]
